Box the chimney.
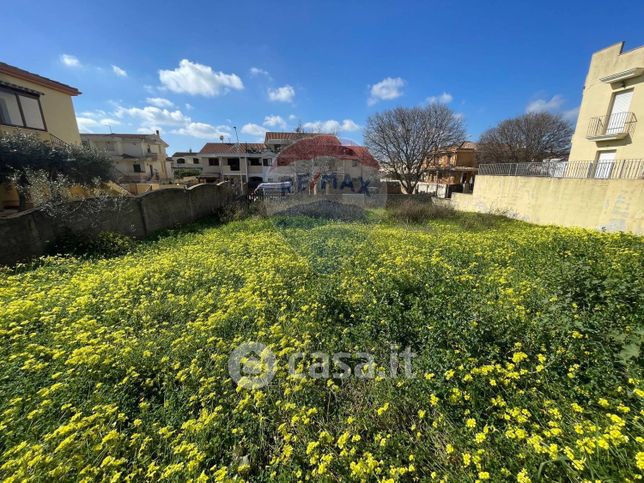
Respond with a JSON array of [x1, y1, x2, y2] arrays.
[[155, 130, 160, 136], [189, 148, 192, 153]]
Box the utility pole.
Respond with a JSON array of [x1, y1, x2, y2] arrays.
[[233, 126, 248, 191]]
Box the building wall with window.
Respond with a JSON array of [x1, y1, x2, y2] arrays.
[[569, 42, 644, 161], [0, 62, 81, 145], [81, 133, 170, 189]]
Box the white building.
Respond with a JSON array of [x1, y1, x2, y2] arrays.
[[168, 131, 380, 193], [81, 132, 171, 189], [170, 142, 274, 191]]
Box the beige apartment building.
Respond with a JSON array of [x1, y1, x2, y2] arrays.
[[569, 42, 644, 170], [81, 132, 171, 194], [1, 62, 83, 210], [0, 62, 81, 145]]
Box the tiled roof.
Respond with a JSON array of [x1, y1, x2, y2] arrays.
[[432, 141, 478, 155], [275, 134, 380, 169], [0, 62, 81, 96], [459, 141, 478, 150], [264, 132, 318, 143], [171, 152, 198, 157], [200, 143, 267, 155]]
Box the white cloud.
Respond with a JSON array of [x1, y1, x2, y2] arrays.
[[76, 118, 98, 133], [426, 92, 453, 104], [241, 123, 268, 137], [185, 103, 194, 110], [263, 115, 287, 129], [114, 105, 190, 127], [268, 85, 295, 103], [76, 115, 120, 133], [173, 122, 232, 139], [288, 114, 297, 120], [368, 77, 405, 105], [89, 100, 233, 140], [526, 95, 565, 114], [250, 67, 270, 78], [112, 65, 127, 77], [302, 119, 360, 133], [563, 106, 580, 122], [76, 110, 121, 133], [159, 59, 244, 97], [146, 97, 174, 108], [60, 54, 80, 67], [80, 109, 108, 118]]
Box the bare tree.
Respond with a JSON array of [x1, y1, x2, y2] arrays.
[[478, 112, 573, 164], [364, 104, 465, 193]]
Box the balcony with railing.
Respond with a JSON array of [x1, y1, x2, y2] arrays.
[[478, 159, 644, 180], [586, 112, 637, 141]]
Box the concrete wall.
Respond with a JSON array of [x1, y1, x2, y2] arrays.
[[0, 182, 234, 265], [569, 42, 644, 160], [450, 175, 644, 234]]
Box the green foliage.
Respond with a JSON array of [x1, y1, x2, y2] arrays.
[[48, 230, 135, 258], [0, 215, 641, 481], [385, 197, 457, 223], [173, 168, 202, 179], [0, 131, 113, 183]]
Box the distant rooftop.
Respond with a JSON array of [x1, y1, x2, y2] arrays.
[[264, 131, 319, 143], [200, 142, 267, 155], [171, 151, 198, 157]]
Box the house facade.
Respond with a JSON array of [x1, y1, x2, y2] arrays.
[[417, 142, 478, 197], [569, 42, 643, 170], [170, 143, 273, 191], [81, 132, 171, 194], [169, 132, 381, 194], [0, 62, 81, 145], [1, 62, 83, 211]]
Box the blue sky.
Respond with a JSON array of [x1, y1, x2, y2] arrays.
[[3, 0, 643, 154]]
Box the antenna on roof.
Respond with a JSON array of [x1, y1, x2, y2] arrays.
[[108, 124, 112, 134], [219, 135, 224, 143]]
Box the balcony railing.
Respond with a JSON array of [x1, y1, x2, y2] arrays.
[[479, 159, 644, 180], [587, 112, 637, 140]]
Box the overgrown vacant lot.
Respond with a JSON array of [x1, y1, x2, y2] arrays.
[[1, 211, 642, 481]]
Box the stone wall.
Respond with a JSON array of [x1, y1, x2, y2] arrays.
[[0, 182, 234, 265], [450, 176, 644, 234]]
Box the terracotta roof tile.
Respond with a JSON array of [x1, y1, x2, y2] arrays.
[[264, 132, 318, 143], [200, 143, 267, 155], [171, 152, 198, 157]]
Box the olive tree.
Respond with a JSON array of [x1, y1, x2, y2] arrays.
[[0, 131, 114, 209]]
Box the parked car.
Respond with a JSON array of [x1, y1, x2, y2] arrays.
[[251, 181, 292, 199]]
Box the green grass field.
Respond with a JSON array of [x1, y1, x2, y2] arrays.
[[1, 210, 642, 481]]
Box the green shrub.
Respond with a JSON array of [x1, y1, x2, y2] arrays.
[[217, 198, 266, 222], [385, 197, 456, 223], [49, 230, 135, 258], [173, 168, 201, 179]]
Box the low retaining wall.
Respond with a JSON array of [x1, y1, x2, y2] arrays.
[[0, 182, 234, 265], [450, 176, 644, 234]]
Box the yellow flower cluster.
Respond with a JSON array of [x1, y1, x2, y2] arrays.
[[0, 215, 642, 481]]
